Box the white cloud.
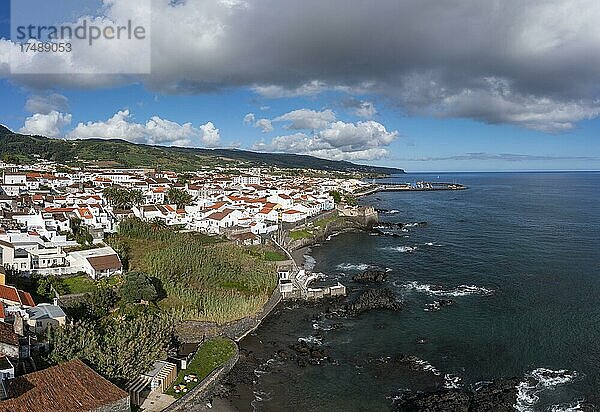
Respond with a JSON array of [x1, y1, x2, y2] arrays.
[[254, 118, 273, 133], [273, 109, 336, 130], [354, 101, 377, 119], [243, 113, 255, 124], [20, 111, 72, 137], [25, 94, 69, 114], [68, 110, 220, 147], [243, 113, 273, 132], [199, 121, 221, 146], [254, 120, 398, 161]]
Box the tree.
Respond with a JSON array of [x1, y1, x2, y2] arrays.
[[329, 190, 342, 204], [344, 195, 358, 206], [70, 217, 93, 246], [119, 272, 158, 303], [86, 288, 118, 320], [36, 275, 68, 299], [167, 188, 192, 209], [47, 313, 173, 382], [103, 187, 144, 209]]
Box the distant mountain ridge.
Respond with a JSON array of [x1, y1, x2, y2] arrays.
[[0, 125, 405, 175]]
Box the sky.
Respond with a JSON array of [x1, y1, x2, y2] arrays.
[[0, 0, 599, 172]]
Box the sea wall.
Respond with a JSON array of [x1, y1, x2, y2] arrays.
[[175, 288, 282, 343], [286, 207, 379, 251]]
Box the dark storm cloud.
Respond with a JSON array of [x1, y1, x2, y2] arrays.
[[3, 0, 600, 131]]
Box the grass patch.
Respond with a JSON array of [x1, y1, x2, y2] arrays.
[[314, 215, 338, 229], [246, 245, 288, 262], [290, 229, 312, 240], [61, 275, 97, 294], [262, 250, 287, 261], [166, 338, 237, 398]]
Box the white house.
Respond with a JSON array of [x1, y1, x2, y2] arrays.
[[67, 246, 122, 279], [205, 208, 244, 234], [281, 209, 307, 223]]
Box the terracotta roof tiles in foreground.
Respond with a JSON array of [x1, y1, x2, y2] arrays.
[[1, 359, 129, 412]]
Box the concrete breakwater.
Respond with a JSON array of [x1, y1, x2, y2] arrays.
[[355, 181, 468, 197]]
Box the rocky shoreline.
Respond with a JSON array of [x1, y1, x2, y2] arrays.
[[197, 214, 545, 411], [394, 378, 521, 412]]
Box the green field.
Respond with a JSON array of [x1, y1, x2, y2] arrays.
[[60, 275, 99, 294], [166, 338, 237, 398], [289, 228, 313, 240]]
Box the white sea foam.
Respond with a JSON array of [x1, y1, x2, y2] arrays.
[[403, 281, 494, 297], [336, 263, 370, 271], [382, 246, 418, 253], [549, 401, 587, 412], [409, 356, 441, 376], [443, 373, 463, 389], [326, 232, 340, 241], [515, 368, 580, 412], [251, 390, 272, 409], [298, 335, 322, 346], [387, 209, 400, 214], [424, 301, 441, 312], [253, 358, 278, 378], [303, 254, 316, 271]]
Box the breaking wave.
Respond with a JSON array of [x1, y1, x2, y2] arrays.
[[549, 401, 587, 412], [303, 254, 316, 271], [444, 373, 463, 389], [402, 281, 494, 297], [336, 263, 371, 271], [298, 335, 322, 346], [382, 246, 418, 253], [515, 368, 580, 412]]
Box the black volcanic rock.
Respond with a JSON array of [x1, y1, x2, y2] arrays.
[[394, 378, 520, 412], [396, 390, 471, 412], [471, 378, 521, 412], [347, 288, 402, 314], [352, 269, 387, 283]]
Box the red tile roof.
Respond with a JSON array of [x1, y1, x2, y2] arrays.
[[0, 321, 18, 346], [207, 209, 234, 221], [0, 285, 20, 305], [0, 285, 35, 307], [2, 359, 129, 412], [17, 291, 35, 307]]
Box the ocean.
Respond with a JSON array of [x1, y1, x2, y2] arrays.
[[227, 172, 600, 411]]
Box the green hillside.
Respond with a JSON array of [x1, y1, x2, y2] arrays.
[[0, 125, 404, 175]]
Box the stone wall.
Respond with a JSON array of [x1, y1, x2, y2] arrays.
[[175, 287, 282, 343], [163, 346, 240, 412]]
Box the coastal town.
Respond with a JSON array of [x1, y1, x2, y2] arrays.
[[0, 156, 387, 411]]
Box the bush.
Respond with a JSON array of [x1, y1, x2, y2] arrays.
[[119, 272, 158, 303]]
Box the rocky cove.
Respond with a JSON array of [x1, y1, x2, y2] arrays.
[[191, 179, 600, 411]]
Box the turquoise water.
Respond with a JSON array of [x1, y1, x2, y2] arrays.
[[234, 172, 600, 411]]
